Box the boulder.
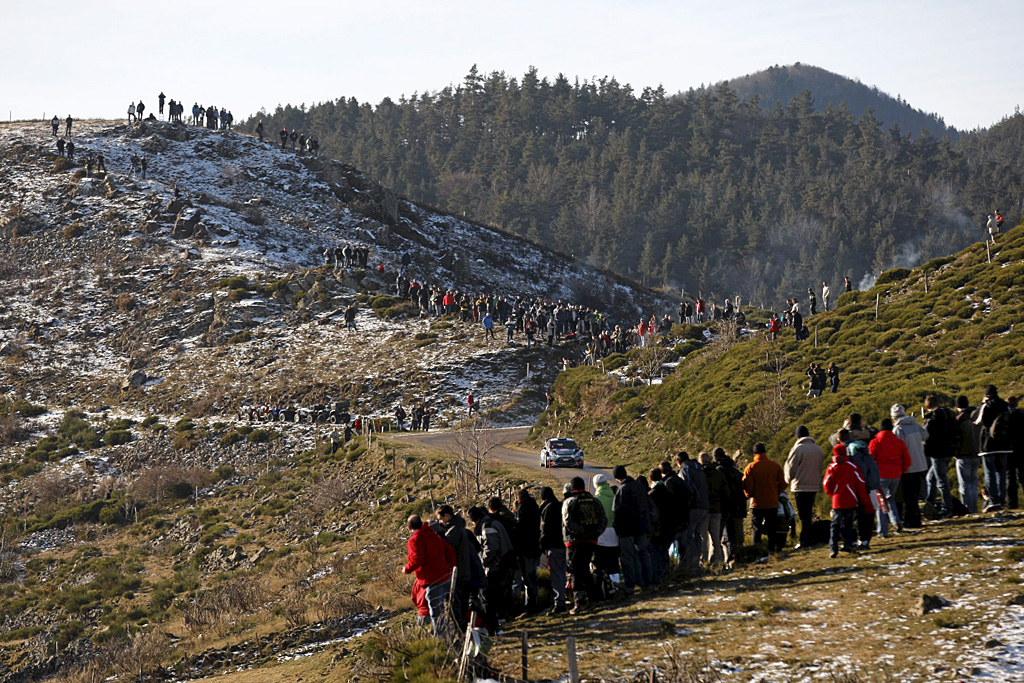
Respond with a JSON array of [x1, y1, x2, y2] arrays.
[[121, 370, 147, 391], [192, 223, 210, 240], [164, 197, 190, 215], [173, 207, 203, 238], [183, 248, 202, 260], [75, 178, 105, 197], [916, 594, 953, 616]]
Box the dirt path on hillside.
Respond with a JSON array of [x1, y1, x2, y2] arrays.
[[391, 426, 612, 489]]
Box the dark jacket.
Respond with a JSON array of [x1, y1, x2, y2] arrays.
[[923, 406, 958, 460], [680, 459, 710, 510], [474, 515, 513, 572], [612, 475, 652, 538], [514, 493, 541, 559], [703, 461, 726, 515], [662, 471, 690, 531], [975, 397, 1013, 455], [716, 455, 748, 519], [435, 515, 472, 585], [648, 483, 675, 543], [538, 489, 563, 550], [956, 407, 980, 457], [562, 490, 607, 545]]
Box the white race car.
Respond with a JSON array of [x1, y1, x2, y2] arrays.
[[540, 437, 584, 468]]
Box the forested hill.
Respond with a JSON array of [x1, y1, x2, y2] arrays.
[[726, 63, 958, 139], [243, 67, 1024, 304]]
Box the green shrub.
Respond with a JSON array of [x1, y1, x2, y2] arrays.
[[175, 418, 195, 433], [57, 411, 103, 449], [105, 430, 132, 446], [216, 276, 250, 290], [247, 428, 276, 443], [875, 267, 912, 286]]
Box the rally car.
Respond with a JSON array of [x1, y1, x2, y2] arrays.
[[540, 437, 584, 468]]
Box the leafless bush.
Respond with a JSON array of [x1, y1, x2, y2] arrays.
[[0, 524, 17, 582], [643, 643, 722, 683], [281, 585, 309, 628], [312, 584, 371, 623], [33, 469, 87, 507], [114, 293, 136, 313], [733, 352, 791, 445], [0, 414, 27, 446], [110, 630, 171, 680], [694, 321, 740, 367], [447, 418, 499, 496], [130, 466, 210, 503], [52, 659, 109, 683], [634, 344, 674, 385], [183, 576, 269, 635], [308, 476, 355, 513]]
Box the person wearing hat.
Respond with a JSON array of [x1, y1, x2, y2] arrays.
[[823, 444, 871, 558], [592, 473, 620, 583], [538, 487, 567, 614], [561, 476, 606, 614], [892, 404, 928, 528], [612, 465, 653, 593], [784, 425, 825, 549]]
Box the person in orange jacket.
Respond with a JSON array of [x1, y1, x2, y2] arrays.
[[742, 442, 787, 552]]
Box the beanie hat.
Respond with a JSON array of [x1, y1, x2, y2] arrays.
[[612, 465, 628, 480], [890, 404, 906, 419], [833, 443, 848, 458], [795, 425, 810, 439], [592, 473, 607, 489]]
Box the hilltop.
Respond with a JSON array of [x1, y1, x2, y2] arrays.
[[723, 62, 958, 138]]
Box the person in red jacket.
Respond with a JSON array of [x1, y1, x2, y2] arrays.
[[403, 514, 456, 635], [868, 417, 912, 537], [823, 444, 871, 558]]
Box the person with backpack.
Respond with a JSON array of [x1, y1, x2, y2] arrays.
[[612, 465, 653, 592], [468, 505, 513, 632], [840, 428, 880, 549], [742, 442, 787, 552], [823, 444, 871, 558], [402, 514, 456, 636], [713, 449, 746, 565], [514, 489, 541, 615], [592, 474, 620, 584], [700, 452, 727, 565], [50, 115, 60, 136], [538, 487, 567, 614], [975, 385, 1013, 512], [561, 476, 607, 614], [784, 425, 824, 549], [923, 396, 957, 519]]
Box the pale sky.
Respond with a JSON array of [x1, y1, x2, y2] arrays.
[[1, 0, 1019, 131]]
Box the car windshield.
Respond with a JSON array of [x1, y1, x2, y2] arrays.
[[549, 439, 578, 450]]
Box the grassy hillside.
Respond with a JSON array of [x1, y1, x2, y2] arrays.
[[537, 220, 1024, 471]]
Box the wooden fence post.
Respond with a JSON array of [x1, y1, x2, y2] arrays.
[[875, 293, 880, 320], [457, 610, 476, 681], [567, 637, 579, 683]]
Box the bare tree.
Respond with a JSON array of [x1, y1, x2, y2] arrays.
[[634, 345, 674, 385], [447, 418, 499, 495]]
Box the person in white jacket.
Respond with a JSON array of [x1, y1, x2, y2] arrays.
[[892, 404, 928, 528], [784, 425, 825, 549], [822, 281, 832, 311]]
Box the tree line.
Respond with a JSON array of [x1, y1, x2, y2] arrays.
[[242, 67, 1024, 303]]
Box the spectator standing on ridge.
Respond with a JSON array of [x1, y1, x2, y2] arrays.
[[136, 100, 145, 120], [807, 287, 817, 316], [50, 115, 59, 136], [561, 476, 607, 614], [65, 140, 74, 161], [975, 385, 1013, 511], [699, 452, 726, 566], [822, 281, 831, 311], [1007, 396, 1024, 508], [892, 404, 928, 528], [65, 115, 72, 136], [56, 137, 65, 158], [845, 276, 852, 292], [647, 468, 675, 583], [256, 119, 264, 142], [158, 92, 165, 116], [742, 442, 787, 553], [612, 465, 653, 592], [279, 127, 288, 149], [127, 102, 136, 123], [402, 514, 455, 636], [140, 154, 147, 179], [784, 425, 824, 549], [986, 215, 999, 244], [714, 449, 746, 564], [467, 391, 476, 418], [514, 489, 542, 614], [827, 362, 841, 394], [823, 444, 870, 558]]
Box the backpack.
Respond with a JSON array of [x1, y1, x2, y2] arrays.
[[990, 407, 1013, 444], [572, 495, 606, 540]]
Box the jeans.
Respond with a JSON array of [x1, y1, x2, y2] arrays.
[[546, 548, 567, 608], [983, 453, 1008, 508], [685, 508, 709, 570], [722, 517, 743, 564], [877, 478, 901, 535], [706, 513, 725, 565], [424, 579, 450, 637], [649, 540, 671, 584], [829, 508, 856, 552], [618, 535, 652, 590], [857, 492, 877, 545], [926, 456, 953, 515], [520, 556, 539, 609], [567, 544, 595, 602], [752, 508, 779, 551], [795, 491, 817, 546], [956, 456, 981, 513]]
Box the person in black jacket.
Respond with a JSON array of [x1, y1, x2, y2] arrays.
[[434, 505, 482, 631], [702, 451, 727, 566], [647, 469, 674, 585], [514, 489, 541, 614], [1007, 396, 1024, 509], [612, 465, 653, 592], [468, 506, 512, 632], [660, 461, 690, 570], [923, 396, 956, 518], [538, 487, 567, 613], [561, 476, 606, 614], [975, 385, 1013, 511], [715, 448, 747, 566]]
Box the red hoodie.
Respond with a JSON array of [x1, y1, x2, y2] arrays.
[[868, 429, 912, 480], [823, 445, 869, 510], [404, 524, 456, 586]]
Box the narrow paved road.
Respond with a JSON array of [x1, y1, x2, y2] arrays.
[[390, 426, 611, 488]]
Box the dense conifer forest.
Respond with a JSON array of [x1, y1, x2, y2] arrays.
[[245, 66, 1024, 302]]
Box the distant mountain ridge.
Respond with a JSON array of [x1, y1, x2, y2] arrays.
[[722, 63, 959, 139]]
